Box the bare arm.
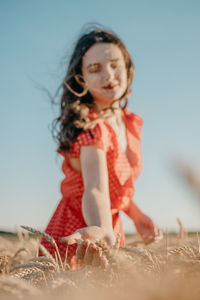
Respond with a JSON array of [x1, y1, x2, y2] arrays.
[[80, 146, 115, 244], [60, 145, 115, 247], [123, 199, 162, 244], [123, 199, 143, 222], [80, 146, 112, 228]]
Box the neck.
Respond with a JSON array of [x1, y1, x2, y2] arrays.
[[94, 99, 121, 114]]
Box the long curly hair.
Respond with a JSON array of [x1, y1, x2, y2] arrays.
[[53, 27, 135, 152]]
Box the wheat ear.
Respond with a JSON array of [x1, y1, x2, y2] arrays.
[[20, 225, 64, 270], [39, 244, 59, 270]]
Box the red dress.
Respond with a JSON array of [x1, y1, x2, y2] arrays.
[[40, 107, 143, 265]]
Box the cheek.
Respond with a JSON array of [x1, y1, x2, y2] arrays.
[[116, 66, 127, 80], [117, 71, 127, 87], [121, 72, 128, 84], [85, 75, 100, 89]]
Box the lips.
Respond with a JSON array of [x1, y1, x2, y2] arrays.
[[103, 83, 118, 90]]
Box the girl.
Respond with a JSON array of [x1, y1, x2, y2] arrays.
[[40, 27, 162, 267]]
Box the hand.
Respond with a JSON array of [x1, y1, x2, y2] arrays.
[[134, 214, 163, 245], [60, 226, 115, 246], [59, 226, 115, 267]]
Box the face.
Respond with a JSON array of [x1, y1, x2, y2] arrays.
[[82, 43, 127, 109]]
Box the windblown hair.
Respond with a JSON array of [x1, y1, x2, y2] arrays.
[[53, 26, 135, 152]]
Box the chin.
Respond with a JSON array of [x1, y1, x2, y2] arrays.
[[92, 92, 123, 107]]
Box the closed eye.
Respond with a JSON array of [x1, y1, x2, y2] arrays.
[[87, 64, 101, 73], [110, 62, 118, 69]]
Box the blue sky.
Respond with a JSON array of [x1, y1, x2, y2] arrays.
[[1, 0, 200, 233]]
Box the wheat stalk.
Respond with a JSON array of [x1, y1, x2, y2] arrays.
[[10, 262, 50, 272], [13, 247, 27, 259], [113, 233, 121, 249], [177, 218, 187, 245], [39, 244, 59, 271], [21, 225, 64, 271], [168, 245, 197, 258]]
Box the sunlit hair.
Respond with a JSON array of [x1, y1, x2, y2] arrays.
[[53, 26, 135, 152]]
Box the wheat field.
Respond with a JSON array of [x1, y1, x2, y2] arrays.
[[0, 221, 200, 300]]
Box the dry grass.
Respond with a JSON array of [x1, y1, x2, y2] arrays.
[[0, 222, 200, 300]]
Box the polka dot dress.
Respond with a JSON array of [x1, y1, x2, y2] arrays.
[[40, 107, 143, 266]]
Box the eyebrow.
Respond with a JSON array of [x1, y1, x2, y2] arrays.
[[87, 58, 120, 69]]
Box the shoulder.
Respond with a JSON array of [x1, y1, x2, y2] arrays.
[[123, 108, 143, 139], [70, 116, 112, 158], [123, 108, 143, 126]]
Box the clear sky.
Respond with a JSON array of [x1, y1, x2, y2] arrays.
[[1, 0, 200, 233]]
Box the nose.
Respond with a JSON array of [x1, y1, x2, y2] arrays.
[[102, 65, 114, 81]]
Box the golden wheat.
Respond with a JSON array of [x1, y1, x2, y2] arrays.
[[0, 223, 200, 300]]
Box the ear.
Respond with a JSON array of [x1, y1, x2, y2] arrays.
[[75, 74, 87, 88]]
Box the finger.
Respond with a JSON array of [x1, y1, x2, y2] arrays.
[[152, 224, 163, 240], [143, 229, 162, 244], [142, 233, 155, 245], [59, 232, 82, 245], [154, 228, 163, 241], [76, 240, 89, 260], [154, 225, 161, 236], [145, 237, 155, 245], [143, 237, 154, 245], [92, 247, 102, 267], [100, 255, 109, 269], [84, 243, 95, 265], [140, 230, 154, 241]]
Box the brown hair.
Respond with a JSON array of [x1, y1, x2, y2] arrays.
[[53, 27, 135, 152]]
